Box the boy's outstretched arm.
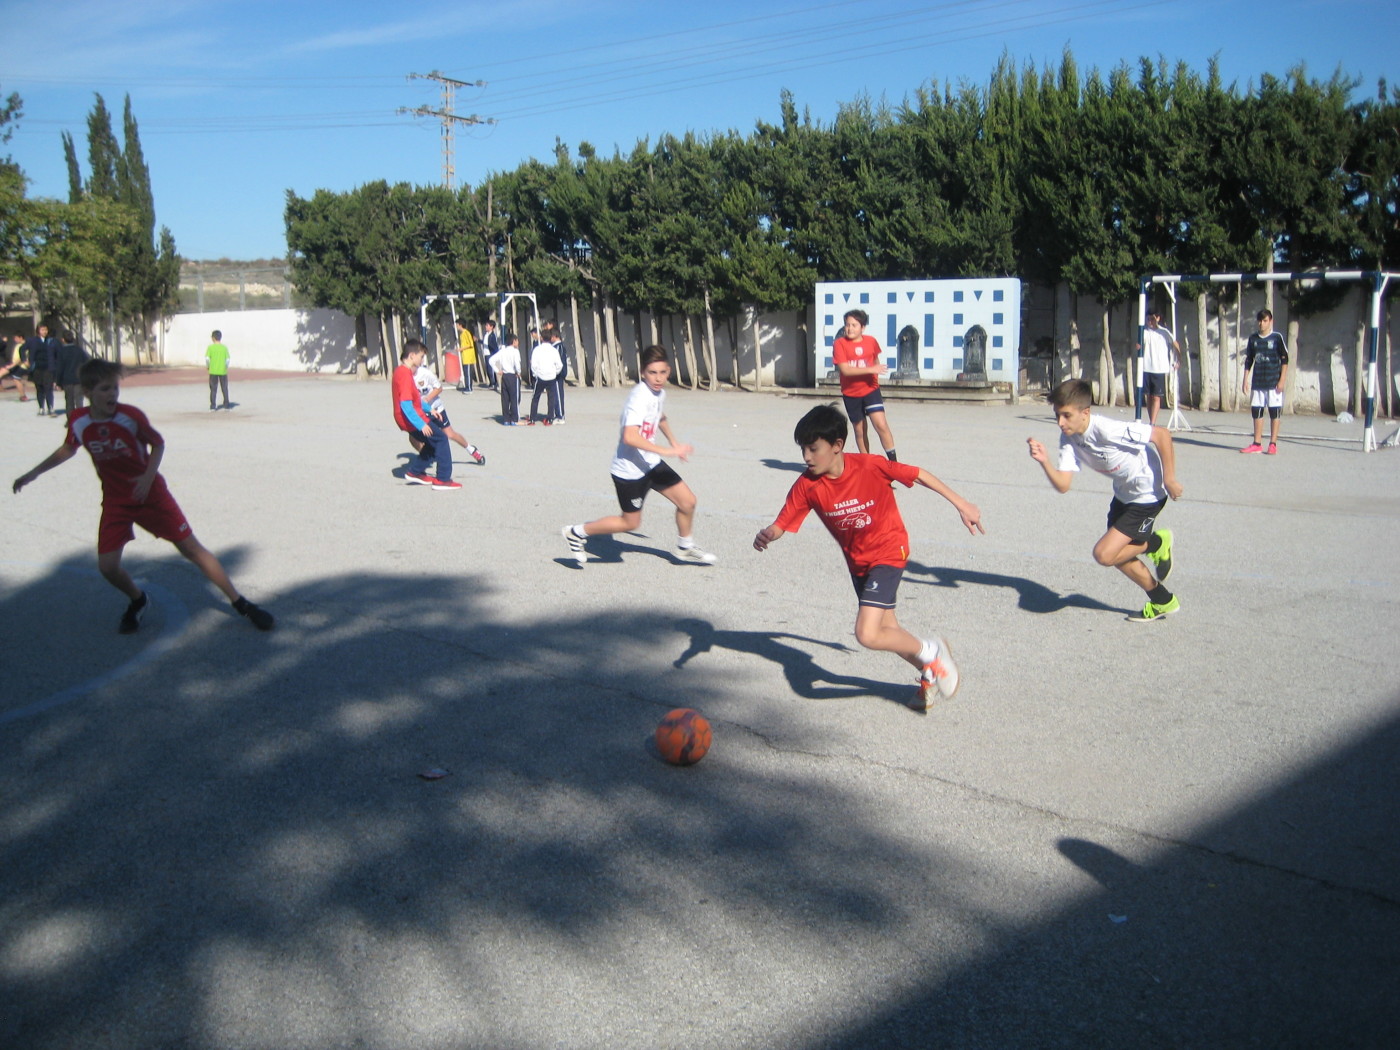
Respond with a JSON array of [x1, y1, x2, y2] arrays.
[[13, 443, 78, 493], [753, 523, 786, 551], [912, 469, 985, 536], [1149, 426, 1184, 500], [1026, 437, 1073, 493]]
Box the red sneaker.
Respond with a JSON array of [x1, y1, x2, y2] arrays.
[[1240, 443, 1263, 454], [430, 478, 462, 490], [1266, 443, 1278, 455]]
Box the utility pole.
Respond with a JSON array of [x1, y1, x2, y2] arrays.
[[399, 71, 495, 190]]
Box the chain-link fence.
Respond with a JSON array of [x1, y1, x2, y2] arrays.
[[176, 267, 310, 313]]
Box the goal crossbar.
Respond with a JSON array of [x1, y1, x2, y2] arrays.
[[1137, 271, 1400, 452]]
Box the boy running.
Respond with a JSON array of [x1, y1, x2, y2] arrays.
[[12, 359, 275, 634], [753, 404, 983, 710], [833, 309, 898, 461], [1027, 378, 1183, 622], [392, 340, 459, 490], [561, 345, 716, 567]]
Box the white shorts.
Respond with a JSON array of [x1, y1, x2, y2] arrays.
[[1250, 388, 1283, 410]]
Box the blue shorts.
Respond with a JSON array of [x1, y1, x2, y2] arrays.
[[850, 563, 905, 610], [842, 390, 886, 424]]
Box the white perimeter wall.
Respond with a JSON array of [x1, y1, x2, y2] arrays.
[[163, 309, 361, 373]]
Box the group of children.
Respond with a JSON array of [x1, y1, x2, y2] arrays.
[[11, 306, 1194, 713]]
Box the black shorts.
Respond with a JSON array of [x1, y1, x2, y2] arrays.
[[1107, 497, 1166, 543], [849, 563, 905, 609], [842, 390, 886, 424], [612, 461, 683, 513], [1142, 372, 1167, 399]]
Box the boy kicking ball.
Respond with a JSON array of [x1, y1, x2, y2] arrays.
[[12, 359, 275, 634], [753, 404, 984, 710], [1027, 378, 1182, 622]]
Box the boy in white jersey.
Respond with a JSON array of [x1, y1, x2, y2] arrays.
[[561, 345, 716, 567], [1027, 378, 1183, 622], [12, 359, 275, 634], [413, 358, 485, 463]]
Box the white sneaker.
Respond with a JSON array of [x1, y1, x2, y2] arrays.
[[915, 636, 959, 709], [677, 545, 717, 565], [561, 525, 586, 565]]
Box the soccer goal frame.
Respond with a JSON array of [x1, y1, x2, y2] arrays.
[[419, 291, 541, 389], [1135, 270, 1400, 452]]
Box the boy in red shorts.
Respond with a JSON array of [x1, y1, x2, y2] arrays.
[[753, 403, 983, 710], [12, 359, 275, 634]]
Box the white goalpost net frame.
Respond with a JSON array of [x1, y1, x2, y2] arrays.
[[1136, 270, 1399, 452], [419, 291, 540, 390]]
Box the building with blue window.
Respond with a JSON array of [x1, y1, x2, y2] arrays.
[[815, 278, 1021, 385]]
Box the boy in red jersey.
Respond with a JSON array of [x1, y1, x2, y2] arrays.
[[753, 404, 983, 709], [392, 340, 459, 490], [12, 359, 275, 634], [833, 309, 898, 461]]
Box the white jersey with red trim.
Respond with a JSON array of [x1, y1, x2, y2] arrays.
[[610, 382, 665, 481]]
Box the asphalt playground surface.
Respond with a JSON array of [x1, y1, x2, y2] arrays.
[[2, 369, 1398, 1049]]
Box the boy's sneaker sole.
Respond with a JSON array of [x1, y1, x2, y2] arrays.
[[561, 526, 586, 565], [1147, 528, 1173, 584], [677, 546, 717, 564], [119, 592, 149, 634], [1128, 595, 1181, 622]]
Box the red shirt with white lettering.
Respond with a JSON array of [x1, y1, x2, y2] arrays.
[[66, 404, 171, 505], [775, 453, 920, 573], [832, 334, 883, 397]]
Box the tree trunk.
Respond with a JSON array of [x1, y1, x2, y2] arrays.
[[1097, 302, 1113, 405], [681, 313, 699, 390], [1196, 293, 1213, 410], [354, 313, 370, 379], [752, 307, 763, 392], [1354, 312, 1368, 418], [648, 311, 659, 347], [1066, 285, 1081, 378], [795, 308, 809, 387], [486, 181, 497, 293], [591, 289, 608, 386], [603, 298, 621, 383], [1285, 317, 1301, 415], [1216, 298, 1232, 413], [703, 287, 719, 391]]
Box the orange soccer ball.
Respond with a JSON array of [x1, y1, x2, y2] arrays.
[[655, 708, 712, 766]]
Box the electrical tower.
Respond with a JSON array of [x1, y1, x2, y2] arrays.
[[399, 71, 495, 189]]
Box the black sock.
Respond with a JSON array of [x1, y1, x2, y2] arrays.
[[1146, 584, 1172, 604], [885, 449, 898, 462]]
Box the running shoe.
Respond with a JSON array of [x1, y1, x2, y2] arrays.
[[430, 478, 462, 490], [1127, 595, 1180, 622], [1266, 443, 1278, 455], [119, 591, 149, 634], [234, 598, 275, 631], [916, 636, 959, 708], [469, 445, 486, 465], [677, 545, 717, 564], [561, 525, 586, 566], [1146, 528, 1173, 584], [405, 472, 433, 485], [1240, 443, 1263, 454]]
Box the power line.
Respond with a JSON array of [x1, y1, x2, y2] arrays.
[[398, 71, 495, 188]]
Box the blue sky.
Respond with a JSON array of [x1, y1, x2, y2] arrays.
[[4, 0, 1396, 262]]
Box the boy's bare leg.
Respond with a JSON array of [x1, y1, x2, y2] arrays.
[[852, 417, 871, 454], [582, 510, 643, 538], [97, 549, 143, 601], [1147, 396, 1161, 426], [868, 410, 896, 455], [1269, 415, 1281, 444], [853, 606, 923, 670], [659, 481, 698, 539], [174, 536, 241, 603], [445, 427, 468, 449], [1092, 530, 1156, 592]]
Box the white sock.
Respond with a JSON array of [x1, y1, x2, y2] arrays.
[[571, 524, 587, 539], [677, 536, 695, 549], [917, 638, 940, 666]]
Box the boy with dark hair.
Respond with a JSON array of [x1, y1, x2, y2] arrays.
[[24, 323, 59, 416], [1137, 310, 1179, 426], [392, 340, 459, 490], [53, 329, 90, 417], [833, 309, 898, 461], [1027, 378, 1183, 622], [206, 330, 231, 411], [753, 403, 983, 710], [1240, 308, 1289, 454], [561, 345, 716, 567], [12, 359, 275, 634], [489, 331, 522, 425]]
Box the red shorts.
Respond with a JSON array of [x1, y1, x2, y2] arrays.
[[98, 488, 192, 554]]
